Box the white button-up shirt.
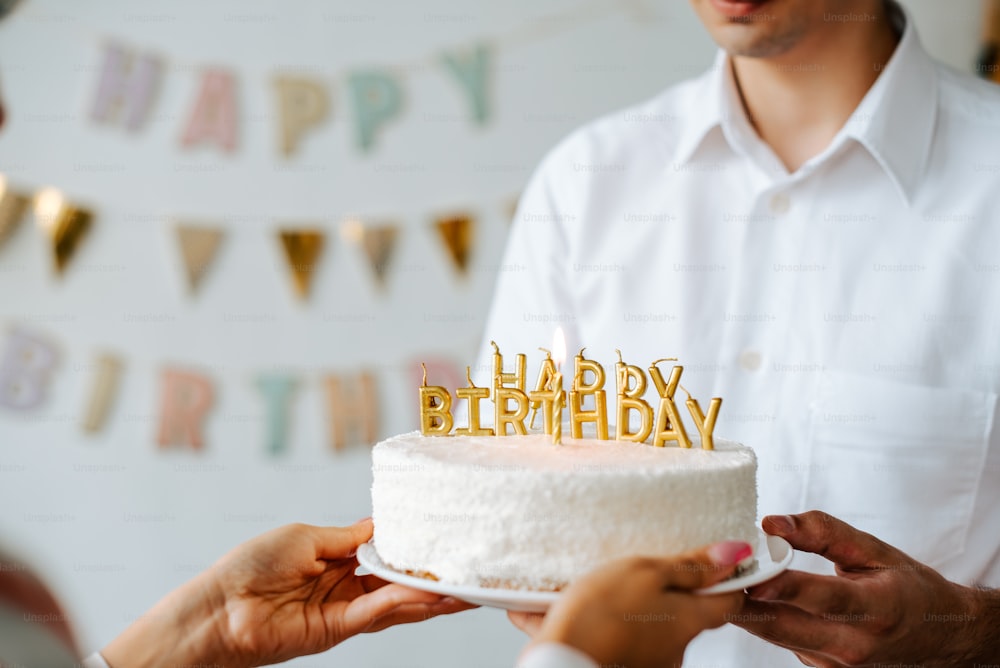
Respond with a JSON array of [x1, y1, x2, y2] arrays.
[[477, 6, 1000, 667]]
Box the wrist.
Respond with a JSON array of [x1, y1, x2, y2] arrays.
[[532, 620, 610, 667], [102, 570, 235, 668], [961, 585, 1000, 664], [934, 583, 1000, 666], [518, 641, 600, 668]]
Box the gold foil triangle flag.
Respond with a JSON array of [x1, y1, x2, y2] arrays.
[[278, 228, 325, 299], [434, 214, 473, 276], [0, 175, 31, 250], [33, 187, 93, 276], [175, 223, 224, 294], [343, 219, 399, 288]]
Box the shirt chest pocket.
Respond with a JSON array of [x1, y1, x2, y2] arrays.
[[804, 371, 995, 567]]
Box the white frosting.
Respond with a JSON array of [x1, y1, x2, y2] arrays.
[[371, 431, 758, 590]]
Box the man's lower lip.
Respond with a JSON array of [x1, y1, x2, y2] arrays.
[[709, 0, 770, 18]]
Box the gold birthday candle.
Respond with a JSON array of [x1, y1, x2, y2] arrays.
[[569, 348, 609, 440], [614, 350, 653, 443], [491, 340, 527, 394], [419, 363, 454, 436], [491, 341, 530, 435], [550, 327, 567, 444], [683, 384, 722, 450], [495, 386, 530, 435], [648, 358, 692, 448], [551, 372, 564, 445], [528, 347, 557, 429], [527, 385, 557, 435], [455, 367, 494, 436]]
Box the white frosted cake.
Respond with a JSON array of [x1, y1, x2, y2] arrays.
[[371, 431, 758, 591]]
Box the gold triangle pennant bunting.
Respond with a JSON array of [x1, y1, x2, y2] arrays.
[[0, 175, 31, 251], [175, 223, 225, 294], [33, 187, 93, 276], [434, 213, 474, 277], [278, 227, 325, 299], [342, 218, 399, 289]]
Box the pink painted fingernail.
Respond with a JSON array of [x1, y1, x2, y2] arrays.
[[765, 515, 795, 535], [707, 541, 753, 566]]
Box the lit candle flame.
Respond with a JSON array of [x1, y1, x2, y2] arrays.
[[552, 326, 567, 370]]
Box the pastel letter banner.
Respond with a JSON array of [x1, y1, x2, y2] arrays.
[[0, 328, 58, 411], [156, 368, 214, 449], [440, 43, 492, 125], [256, 374, 296, 455], [278, 228, 325, 300], [175, 223, 225, 294], [33, 188, 93, 276], [347, 70, 403, 152], [323, 372, 378, 451], [180, 69, 238, 152], [90, 42, 163, 132], [81, 353, 123, 434], [0, 174, 31, 250], [273, 75, 330, 158]]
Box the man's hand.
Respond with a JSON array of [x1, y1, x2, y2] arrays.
[[736, 511, 1000, 667], [103, 519, 472, 668], [510, 541, 749, 668]]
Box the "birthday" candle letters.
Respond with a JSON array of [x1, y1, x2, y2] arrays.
[[419, 343, 722, 450]]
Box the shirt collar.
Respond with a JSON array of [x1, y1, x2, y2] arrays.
[[672, 53, 728, 168], [841, 1, 936, 204], [673, 1, 937, 204]]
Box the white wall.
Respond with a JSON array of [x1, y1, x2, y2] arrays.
[[0, 0, 984, 665]]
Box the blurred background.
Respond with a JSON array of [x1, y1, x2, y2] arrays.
[[0, 0, 993, 665]]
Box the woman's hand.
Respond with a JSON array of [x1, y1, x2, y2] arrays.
[[103, 519, 472, 667], [511, 541, 750, 668]]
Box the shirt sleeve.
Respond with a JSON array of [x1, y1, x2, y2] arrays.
[[81, 651, 111, 668], [515, 642, 599, 668]]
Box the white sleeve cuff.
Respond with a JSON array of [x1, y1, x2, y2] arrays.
[[516, 642, 599, 668], [82, 651, 112, 668]]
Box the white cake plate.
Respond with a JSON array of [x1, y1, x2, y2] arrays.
[[355, 530, 793, 613]]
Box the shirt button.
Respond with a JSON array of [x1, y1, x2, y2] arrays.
[[739, 350, 762, 371], [769, 193, 790, 215]]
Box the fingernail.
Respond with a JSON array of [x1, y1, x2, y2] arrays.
[[355, 516, 373, 525], [765, 515, 795, 535], [707, 540, 753, 566]]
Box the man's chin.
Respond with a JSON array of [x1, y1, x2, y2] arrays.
[[716, 32, 798, 59], [704, 14, 806, 59]]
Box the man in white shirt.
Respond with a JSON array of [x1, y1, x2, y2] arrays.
[[478, 0, 1000, 665]]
